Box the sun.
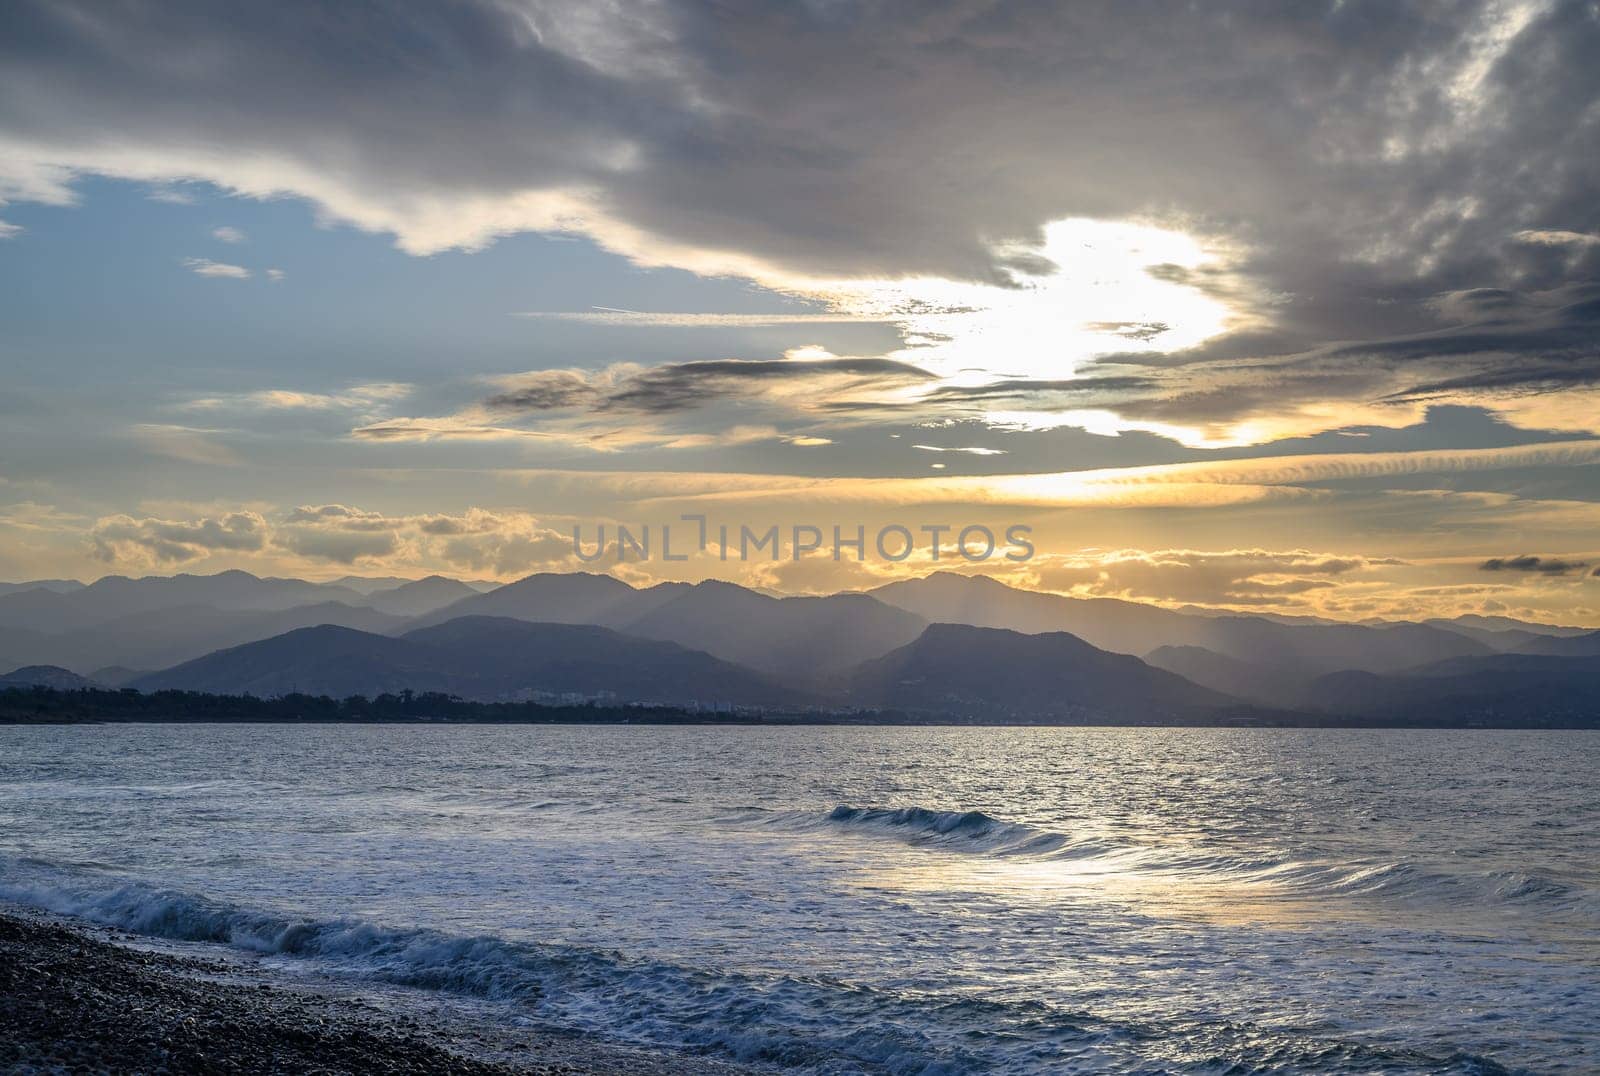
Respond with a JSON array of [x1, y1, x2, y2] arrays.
[[807, 217, 1242, 382]]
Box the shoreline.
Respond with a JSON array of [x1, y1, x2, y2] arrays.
[[8, 685, 1600, 731], [6, 716, 1599, 728], [0, 909, 746, 1075]]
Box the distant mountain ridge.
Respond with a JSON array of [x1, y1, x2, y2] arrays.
[[124, 615, 1244, 722], [0, 580, 84, 598], [0, 664, 100, 690], [845, 623, 1241, 723], [0, 570, 369, 634], [0, 602, 406, 674], [868, 572, 1493, 675], [410, 573, 927, 676], [1, 568, 1597, 726], [1512, 629, 1600, 657], [359, 575, 480, 617], [131, 617, 803, 707], [0, 572, 495, 672], [1304, 654, 1600, 726]]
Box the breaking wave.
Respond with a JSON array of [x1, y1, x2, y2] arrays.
[[0, 861, 1003, 1073], [793, 804, 1597, 915], [0, 857, 1519, 1075]]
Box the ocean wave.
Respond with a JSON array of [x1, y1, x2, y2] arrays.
[[1249, 858, 1595, 911], [823, 804, 1103, 858], [732, 803, 1119, 860], [799, 804, 1598, 915], [0, 858, 1535, 1074], [0, 861, 1008, 1074]]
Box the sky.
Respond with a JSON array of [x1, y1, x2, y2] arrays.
[[3, 0, 1600, 624]]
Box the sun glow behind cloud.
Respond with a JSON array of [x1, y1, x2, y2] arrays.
[[804, 218, 1240, 382]]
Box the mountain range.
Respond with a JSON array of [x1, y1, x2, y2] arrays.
[[843, 623, 1237, 723], [130, 617, 795, 707], [1, 569, 1596, 726]]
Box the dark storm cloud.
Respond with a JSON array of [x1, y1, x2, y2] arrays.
[[935, 376, 1155, 400], [485, 356, 934, 415], [807, 374, 1159, 416], [4, 0, 1599, 311], [1394, 358, 1600, 399], [1480, 555, 1590, 575], [482, 370, 601, 412], [1048, 282, 1600, 433]]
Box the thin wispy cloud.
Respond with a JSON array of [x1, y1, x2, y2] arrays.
[[211, 225, 246, 243], [912, 445, 1007, 456], [1512, 230, 1600, 247], [181, 257, 250, 279], [127, 424, 244, 466], [146, 185, 196, 205], [1480, 555, 1591, 575], [514, 310, 882, 327], [184, 383, 412, 413], [353, 350, 944, 451]]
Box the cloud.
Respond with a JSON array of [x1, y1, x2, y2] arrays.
[[282, 504, 398, 530], [274, 525, 399, 564], [1480, 555, 1591, 575], [181, 256, 250, 279], [265, 268, 284, 281], [4, 0, 1596, 308], [185, 383, 412, 414], [50, 493, 1600, 622], [0, 501, 90, 536], [276, 504, 581, 572], [1513, 230, 1600, 247], [89, 511, 269, 565], [128, 424, 243, 466], [78, 502, 585, 575], [481, 369, 601, 412], [484, 352, 934, 417], [402, 277, 1600, 455], [211, 225, 246, 243], [6, 0, 1600, 614], [356, 350, 935, 450], [0, 219, 20, 239], [1056, 283, 1600, 445], [7, 0, 1600, 462], [1026, 548, 1383, 608], [742, 554, 901, 596], [436, 523, 576, 576], [911, 445, 1007, 456], [145, 185, 195, 204], [513, 310, 879, 327], [601, 438, 1600, 511]]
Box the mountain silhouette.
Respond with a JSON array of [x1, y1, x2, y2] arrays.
[[131, 617, 801, 707], [845, 622, 1237, 722]]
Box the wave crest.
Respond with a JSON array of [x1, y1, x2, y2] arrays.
[[802, 804, 1596, 915], [823, 804, 1086, 856], [0, 853, 1559, 1074]]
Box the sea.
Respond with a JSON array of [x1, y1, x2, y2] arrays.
[[1, 723, 1595, 1074]]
